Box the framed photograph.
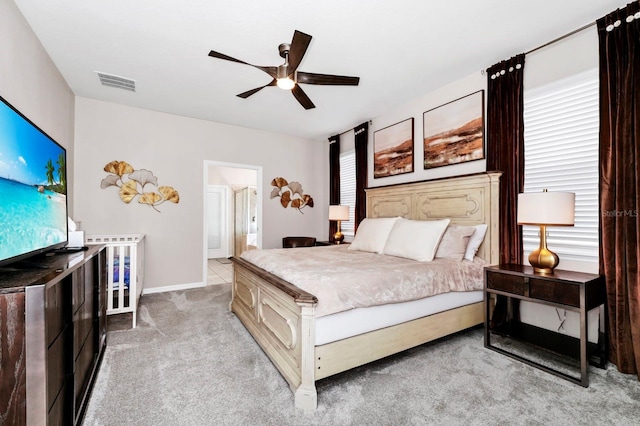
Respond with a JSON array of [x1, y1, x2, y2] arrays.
[[373, 118, 414, 178], [423, 90, 484, 169]]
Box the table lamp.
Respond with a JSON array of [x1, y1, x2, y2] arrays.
[[517, 190, 575, 274], [329, 205, 350, 244]]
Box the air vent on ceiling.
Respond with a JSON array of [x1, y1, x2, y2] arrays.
[[96, 72, 136, 92]]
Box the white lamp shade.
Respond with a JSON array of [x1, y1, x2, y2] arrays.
[[329, 205, 350, 221], [517, 191, 575, 226]]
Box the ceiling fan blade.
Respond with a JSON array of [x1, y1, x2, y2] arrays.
[[287, 30, 312, 74], [208, 50, 277, 77], [291, 85, 315, 110], [208, 50, 249, 65], [237, 79, 277, 98], [296, 72, 360, 86]]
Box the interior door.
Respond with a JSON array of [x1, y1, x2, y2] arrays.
[[234, 186, 258, 256], [207, 185, 229, 259], [234, 189, 247, 257]]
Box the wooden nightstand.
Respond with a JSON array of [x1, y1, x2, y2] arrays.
[[314, 241, 350, 246], [484, 264, 606, 387]]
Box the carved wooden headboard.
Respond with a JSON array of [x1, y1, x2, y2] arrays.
[[366, 172, 501, 265]]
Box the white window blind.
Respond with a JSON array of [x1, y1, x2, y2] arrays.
[[339, 150, 356, 237], [523, 68, 599, 265]]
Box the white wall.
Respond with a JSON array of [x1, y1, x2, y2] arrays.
[[0, 0, 75, 212], [73, 97, 327, 290]]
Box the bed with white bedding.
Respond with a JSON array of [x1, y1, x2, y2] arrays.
[[230, 172, 501, 411], [241, 245, 487, 318]]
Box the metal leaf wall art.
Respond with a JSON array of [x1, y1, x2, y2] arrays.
[[270, 177, 314, 213], [100, 161, 180, 212]]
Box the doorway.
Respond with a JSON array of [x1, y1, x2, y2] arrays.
[[206, 185, 229, 259], [234, 186, 257, 257], [203, 160, 262, 286]]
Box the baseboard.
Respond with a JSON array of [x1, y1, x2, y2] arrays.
[[142, 281, 205, 295]]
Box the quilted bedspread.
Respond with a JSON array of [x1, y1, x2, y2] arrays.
[[240, 245, 485, 317]]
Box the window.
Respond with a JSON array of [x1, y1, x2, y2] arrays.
[[339, 150, 356, 238], [523, 68, 599, 266]]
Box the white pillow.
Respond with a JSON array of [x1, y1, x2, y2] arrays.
[[348, 217, 400, 254], [383, 218, 450, 262], [435, 225, 476, 260], [464, 224, 488, 261]]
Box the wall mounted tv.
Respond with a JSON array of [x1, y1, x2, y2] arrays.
[[0, 95, 68, 267]]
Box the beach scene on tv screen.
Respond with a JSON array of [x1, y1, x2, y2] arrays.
[[0, 102, 67, 262]]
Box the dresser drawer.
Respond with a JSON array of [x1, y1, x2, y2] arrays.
[[529, 278, 580, 307], [47, 326, 71, 411], [486, 271, 527, 295], [46, 278, 71, 347], [487, 270, 581, 307]]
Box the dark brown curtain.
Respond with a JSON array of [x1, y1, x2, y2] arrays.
[[598, 2, 640, 379], [486, 54, 526, 265], [354, 122, 368, 233], [329, 134, 340, 242], [486, 55, 525, 328]]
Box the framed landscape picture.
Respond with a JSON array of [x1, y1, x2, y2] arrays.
[[423, 90, 484, 169], [373, 118, 414, 178]]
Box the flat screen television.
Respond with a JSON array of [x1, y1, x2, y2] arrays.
[[0, 95, 68, 267]]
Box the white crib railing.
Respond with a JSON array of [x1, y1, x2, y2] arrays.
[[86, 234, 145, 327]]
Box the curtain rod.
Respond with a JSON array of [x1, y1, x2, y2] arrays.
[[526, 21, 596, 55], [331, 120, 372, 140], [328, 129, 351, 143], [482, 20, 597, 74]]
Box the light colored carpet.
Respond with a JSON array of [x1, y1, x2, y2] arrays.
[[83, 284, 639, 425]]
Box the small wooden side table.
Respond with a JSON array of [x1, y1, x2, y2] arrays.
[[314, 241, 350, 246], [484, 264, 606, 387]]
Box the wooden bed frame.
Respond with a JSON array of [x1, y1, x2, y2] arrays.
[[230, 172, 501, 411]]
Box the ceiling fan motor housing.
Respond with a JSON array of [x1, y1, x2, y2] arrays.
[[278, 43, 291, 58]]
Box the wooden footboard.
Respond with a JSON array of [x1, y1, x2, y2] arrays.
[[231, 256, 319, 411], [231, 256, 484, 411], [315, 302, 483, 380]]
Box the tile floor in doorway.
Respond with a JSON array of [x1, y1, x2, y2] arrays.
[[208, 258, 233, 285]]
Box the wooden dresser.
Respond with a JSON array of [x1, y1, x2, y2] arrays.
[[0, 245, 107, 425]]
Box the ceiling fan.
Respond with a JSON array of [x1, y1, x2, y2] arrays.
[[208, 30, 360, 110]]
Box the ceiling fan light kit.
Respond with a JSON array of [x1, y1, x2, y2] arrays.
[[208, 30, 360, 109], [276, 77, 296, 90], [276, 53, 295, 90]]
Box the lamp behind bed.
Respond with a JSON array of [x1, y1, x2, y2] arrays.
[[329, 205, 350, 244]]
